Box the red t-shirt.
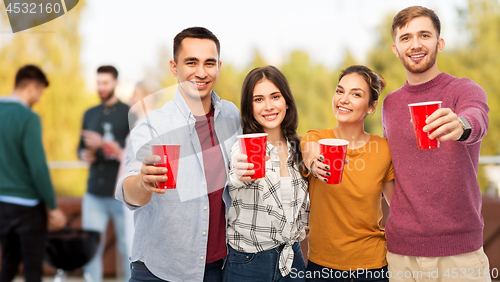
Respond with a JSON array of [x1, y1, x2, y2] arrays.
[[194, 106, 227, 263]]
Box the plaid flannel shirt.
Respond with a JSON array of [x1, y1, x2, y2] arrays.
[[227, 139, 309, 276]]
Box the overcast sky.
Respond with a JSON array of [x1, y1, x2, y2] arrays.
[[2, 0, 470, 95], [81, 0, 468, 83]]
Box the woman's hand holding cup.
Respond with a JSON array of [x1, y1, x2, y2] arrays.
[[310, 153, 331, 183], [235, 154, 270, 182]]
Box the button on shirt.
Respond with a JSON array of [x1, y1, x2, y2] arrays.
[[193, 106, 228, 263], [115, 90, 241, 282]]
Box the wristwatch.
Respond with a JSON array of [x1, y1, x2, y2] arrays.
[[457, 116, 471, 141]]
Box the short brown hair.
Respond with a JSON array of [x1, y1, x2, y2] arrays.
[[97, 65, 118, 79], [15, 65, 49, 89], [173, 27, 220, 62], [391, 6, 441, 40]]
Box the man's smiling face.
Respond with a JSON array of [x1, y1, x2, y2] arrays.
[[170, 38, 221, 102], [392, 16, 444, 74]]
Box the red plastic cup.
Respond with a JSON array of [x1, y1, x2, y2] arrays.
[[237, 133, 268, 179], [151, 144, 181, 189], [408, 101, 442, 150], [318, 139, 349, 184], [102, 142, 116, 160]]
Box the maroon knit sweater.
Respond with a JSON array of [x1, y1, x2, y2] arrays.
[[382, 73, 489, 257]]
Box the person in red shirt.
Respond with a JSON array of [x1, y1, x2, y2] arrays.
[[383, 6, 490, 282]]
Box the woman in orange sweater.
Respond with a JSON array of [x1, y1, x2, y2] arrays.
[[300, 65, 394, 282]]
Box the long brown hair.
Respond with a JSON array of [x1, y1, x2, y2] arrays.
[[240, 65, 304, 175]]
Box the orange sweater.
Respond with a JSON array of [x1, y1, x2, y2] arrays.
[[301, 129, 393, 270]]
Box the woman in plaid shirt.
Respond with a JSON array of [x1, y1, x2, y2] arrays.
[[223, 66, 309, 282]]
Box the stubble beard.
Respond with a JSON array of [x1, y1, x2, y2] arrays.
[[400, 44, 438, 74], [99, 90, 115, 104]]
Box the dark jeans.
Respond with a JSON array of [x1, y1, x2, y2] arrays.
[[223, 242, 306, 282], [0, 202, 47, 282], [129, 259, 224, 282], [305, 260, 389, 282]]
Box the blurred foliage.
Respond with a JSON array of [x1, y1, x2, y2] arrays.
[[0, 0, 94, 197], [0, 0, 498, 196]]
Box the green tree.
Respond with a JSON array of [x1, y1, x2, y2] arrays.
[[281, 50, 337, 136], [0, 1, 94, 197], [366, 16, 409, 137], [451, 0, 500, 156]]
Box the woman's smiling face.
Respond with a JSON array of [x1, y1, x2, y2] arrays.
[[332, 73, 374, 124], [252, 79, 287, 133]]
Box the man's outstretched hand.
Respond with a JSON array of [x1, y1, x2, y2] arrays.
[[421, 108, 464, 141]]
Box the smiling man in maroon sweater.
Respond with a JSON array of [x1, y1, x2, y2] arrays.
[[382, 6, 491, 282]]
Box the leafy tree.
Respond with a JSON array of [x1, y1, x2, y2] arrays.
[[0, 1, 94, 196]]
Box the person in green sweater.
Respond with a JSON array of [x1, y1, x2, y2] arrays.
[[0, 65, 67, 282]]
